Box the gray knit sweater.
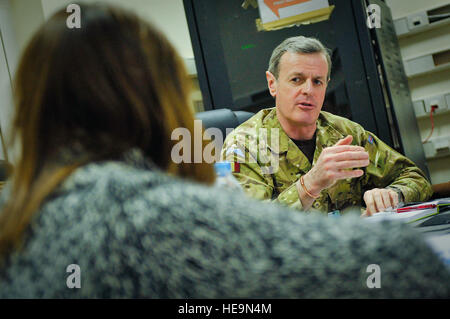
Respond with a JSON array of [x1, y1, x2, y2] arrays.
[[0, 149, 449, 298]]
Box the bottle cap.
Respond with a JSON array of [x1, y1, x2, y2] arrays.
[[328, 210, 341, 218], [214, 161, 232, 176]]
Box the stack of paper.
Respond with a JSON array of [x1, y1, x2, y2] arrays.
[[365, 198, 450, 224], [365, 208, 438, 223]]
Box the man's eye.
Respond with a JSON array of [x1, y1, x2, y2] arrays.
[[314, 80, 323, 85], [291, 77, 301, 83]]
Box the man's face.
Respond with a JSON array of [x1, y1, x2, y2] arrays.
[[266, 51, 329, 129]]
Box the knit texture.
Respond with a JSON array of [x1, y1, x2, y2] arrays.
[[0, 149, 449, 298]]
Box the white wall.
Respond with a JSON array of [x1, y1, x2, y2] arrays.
[[0, 0, 18, 73], [0, 34, 12, 160], [385, 0, 450, 185], [10, 0, 45, 53], [0, 0, 19, 161], [41, 0, 194, 59]]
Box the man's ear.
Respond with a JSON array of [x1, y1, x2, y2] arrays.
[[266, 71, 277, 97]]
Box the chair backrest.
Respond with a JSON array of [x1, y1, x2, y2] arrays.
[[234, 111, 255, 126], [195, 109, 254, 138]]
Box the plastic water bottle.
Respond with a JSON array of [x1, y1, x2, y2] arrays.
[[214, 161, 243, 191]]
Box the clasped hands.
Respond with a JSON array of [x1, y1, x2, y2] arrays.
[[301, 135, 399, 216]]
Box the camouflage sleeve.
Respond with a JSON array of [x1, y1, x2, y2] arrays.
[[221, 137, 304, 210], [359, 129, 433, 203], [273, 182, 304, 211]]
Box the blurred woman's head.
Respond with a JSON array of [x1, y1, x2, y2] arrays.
[[14, 3, 212, 176], [0, 3, 214, 257]]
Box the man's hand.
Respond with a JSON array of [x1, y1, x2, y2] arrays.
[[302, 135, 370, 196], [362, 188, 399, 216]]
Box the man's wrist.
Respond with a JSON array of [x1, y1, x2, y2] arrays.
[[302, 173, 322, 198], [388, 186, 404, 203]]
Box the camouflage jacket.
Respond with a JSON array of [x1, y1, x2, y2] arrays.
[[220, 108, 433, 213]]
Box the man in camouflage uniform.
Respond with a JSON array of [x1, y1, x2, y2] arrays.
[[221, 36, 432, 215]]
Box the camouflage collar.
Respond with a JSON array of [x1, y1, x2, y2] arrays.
[[261, 108, 289, 154], [261, 108, 346, 159], [316, 113, 346, 148]]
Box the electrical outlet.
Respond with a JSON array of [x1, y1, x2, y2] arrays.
[[424, 94, 448, 113]]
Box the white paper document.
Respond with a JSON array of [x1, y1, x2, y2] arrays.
[[365, 208, 438, 223], [258, 0, 330, 24]]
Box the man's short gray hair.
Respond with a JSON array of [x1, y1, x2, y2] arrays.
[[268, 36, 332, 80]]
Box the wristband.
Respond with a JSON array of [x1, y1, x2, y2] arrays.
[[300, 175, 320, 199]]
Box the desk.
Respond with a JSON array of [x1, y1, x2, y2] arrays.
[[366, 197, 450, 267], [415, 210, 450, 234], [408, 197, 450, 231], [432, 181, 450, 199]]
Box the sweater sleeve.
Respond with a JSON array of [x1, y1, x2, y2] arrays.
[[120, 183, 450, 298]]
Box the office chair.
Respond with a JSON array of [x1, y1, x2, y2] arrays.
[[195, 108, 254, 138]]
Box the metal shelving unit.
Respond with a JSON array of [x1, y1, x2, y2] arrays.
[[394, 3, 450, 38], [394, 3, 450, 162]]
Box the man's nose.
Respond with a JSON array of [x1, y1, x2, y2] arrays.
[[300, 79, 313, 95]]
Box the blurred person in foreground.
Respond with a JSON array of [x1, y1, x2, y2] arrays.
[[0, 4, 448, 298]]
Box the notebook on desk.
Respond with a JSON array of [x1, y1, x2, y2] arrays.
[[365, 198, 450, 224]]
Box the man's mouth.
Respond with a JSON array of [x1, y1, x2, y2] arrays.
[[296, 102, 315, 109]]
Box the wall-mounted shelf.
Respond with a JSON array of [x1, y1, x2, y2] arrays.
[[413, 91, 450, 118], [183, 57, 197, 77], [403, 48, 450, 78], [394, 3, 450, 38], [423, 135, 450, 160]]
